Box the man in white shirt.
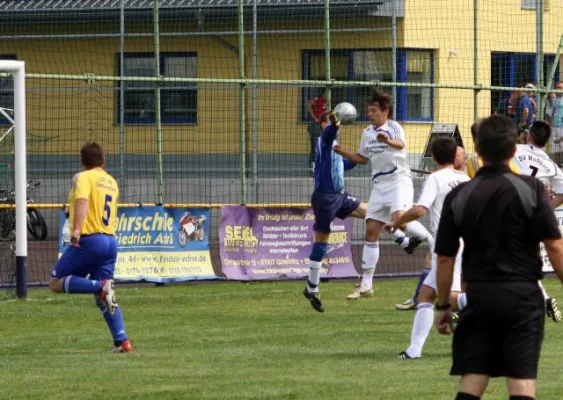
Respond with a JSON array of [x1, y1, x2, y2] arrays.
[[512, 121, 563, 323], [384, 137, 470, 359], [395, 146, 469, 311], [334, 89, 433, 299]]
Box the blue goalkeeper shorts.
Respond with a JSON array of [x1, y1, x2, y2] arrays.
[[311, 190, 360, 233], [51, 234, 118, 281]]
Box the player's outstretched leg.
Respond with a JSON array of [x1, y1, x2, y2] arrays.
[[51, 275, 103, 294], [396, 251, 432, 311], [396, 268, 430, 311], [303, 242, 327, 312], [402, 221, 434, 254], [95, 295, 132, 353], [538, 280, 562, 322]]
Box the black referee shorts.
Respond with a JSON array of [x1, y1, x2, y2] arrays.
[[451, 281, 544, 379]]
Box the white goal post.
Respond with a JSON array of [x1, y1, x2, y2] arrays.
[[0, 61, 27, 299]]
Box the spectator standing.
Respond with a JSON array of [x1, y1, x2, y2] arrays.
[[549, 82, 563, 165]]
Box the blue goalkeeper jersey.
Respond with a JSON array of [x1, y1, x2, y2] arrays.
[[314, 123, 355, 193]]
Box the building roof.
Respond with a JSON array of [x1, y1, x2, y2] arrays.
[[0, 0, 387, 12], [0, 0, 404, 23]]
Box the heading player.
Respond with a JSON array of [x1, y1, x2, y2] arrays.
[[335, 89, 433, 299], [385, 137, 470, 359], [49, 142, 132, 352]]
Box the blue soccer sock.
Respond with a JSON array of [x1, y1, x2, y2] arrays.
[[413, 268, 431, 304], [63, 275, 102, 294], [96, 296, 127, 343]]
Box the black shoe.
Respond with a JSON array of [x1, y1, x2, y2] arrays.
[[396, 351, 416, 360], [303, 288, 325, 313], [403, 237, 422, 254]]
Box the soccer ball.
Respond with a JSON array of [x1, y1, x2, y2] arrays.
[[334, 102, 357, 125]]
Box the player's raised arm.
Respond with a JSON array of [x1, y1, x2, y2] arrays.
[[333, 145, 369, 165], [320, 111, 339, 143], [377, 132, 405, 150]]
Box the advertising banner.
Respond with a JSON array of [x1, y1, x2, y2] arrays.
[[219, 206, 357, 280], [59, 206, 216, 282]]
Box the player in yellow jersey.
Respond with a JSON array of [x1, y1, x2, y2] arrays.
[[466, 120, 520, 178], [49, 142, 132, 353]]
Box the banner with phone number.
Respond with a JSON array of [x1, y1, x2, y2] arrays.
[[219, 206, 357, 280], [58, 206, 216, 282], [541, 208, 563, 272]]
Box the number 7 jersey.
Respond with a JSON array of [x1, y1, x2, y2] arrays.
[[513, 144, 563, 194], [68, 167, 119, 236]]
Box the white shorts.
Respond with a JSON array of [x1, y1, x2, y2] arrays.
[[423, 250, 463, 292], [366, 176, 413, 223]]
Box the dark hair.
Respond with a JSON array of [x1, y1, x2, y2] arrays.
[[470, 120, 481, 141], [431, 137, 457, 165], [529, 121, 551, 147], [80, 142, 104, 168], [368, 88, 393, 118], [476, 115, 517, 164], [318, 110, 332, 126]]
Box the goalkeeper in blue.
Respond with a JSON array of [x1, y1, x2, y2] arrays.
[[49, 142, 132, 353], [303, 111, 411, 312]]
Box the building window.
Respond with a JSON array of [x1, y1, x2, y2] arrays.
[[490, 52, 560, 114], [117, 52, 197, 124], [0, 54, 17, 125], [521, 0, 549, 11], [302, 49, 434, 122]]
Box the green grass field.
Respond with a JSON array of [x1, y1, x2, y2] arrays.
[[1, 278, 563, 400]]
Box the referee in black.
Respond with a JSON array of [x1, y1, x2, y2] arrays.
[[433, 115, 563, 400]]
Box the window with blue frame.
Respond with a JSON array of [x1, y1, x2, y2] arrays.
[[117, 52, 197, 124], [0, 54, 17, 125], [302, 49, 433, 122], [491, 52, 560, 114]]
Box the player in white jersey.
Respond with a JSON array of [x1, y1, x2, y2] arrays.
[[334, 89, 434, 299], [512, 121, 563, 322], [383, 138, 471, 359], [395, 146, 469, 311]]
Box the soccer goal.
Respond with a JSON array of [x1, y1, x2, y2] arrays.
[[0, 61, 27, 299]]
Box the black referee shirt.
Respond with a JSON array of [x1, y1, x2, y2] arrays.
[[435, 164, 561, 282]]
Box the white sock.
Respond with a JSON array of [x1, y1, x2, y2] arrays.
[[538, 280, 550, 301], [361, 268, 375, 290], [393, 229, 410, 248], [457, 292, 467, 311], [307, 261, 322, 293], [405, 221, 434, 246], [361, 241, 379, 290], [406, 302, 435, 358]]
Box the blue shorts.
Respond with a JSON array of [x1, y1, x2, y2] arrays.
[[311, 190, 360, 233], [51, 234, 118, 281]]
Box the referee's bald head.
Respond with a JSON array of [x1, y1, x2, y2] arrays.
[[475, 115, 518, 164]]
